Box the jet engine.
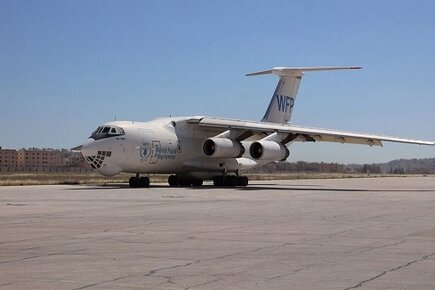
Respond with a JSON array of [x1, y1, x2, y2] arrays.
[[249, 141, 289, 161], [203, 138, 244, 158]]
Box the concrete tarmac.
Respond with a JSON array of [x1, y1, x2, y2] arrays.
[[1, 177, 435, 289]]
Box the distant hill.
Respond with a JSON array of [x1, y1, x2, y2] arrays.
[[250, 158, 435, 174], [379, 158, 435, 174]]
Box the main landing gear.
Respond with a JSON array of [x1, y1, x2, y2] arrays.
[[168, 175, 203, 187], [213, 175, 249, 187], [129, 174, 150, 188], [167, 175, 249, 187]]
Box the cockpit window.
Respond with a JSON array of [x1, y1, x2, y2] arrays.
[[92, 126, 102, 135], [90, 125, 126, 140]]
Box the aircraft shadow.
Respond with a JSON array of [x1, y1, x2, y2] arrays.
[[64, 184, 434, 193]]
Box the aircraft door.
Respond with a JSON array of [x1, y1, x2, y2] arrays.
[[149, 141, 161, 164]]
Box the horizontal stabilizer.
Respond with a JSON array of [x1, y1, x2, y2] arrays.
[[70, 145, 82, 151], [248, 66, 361, 124], [246, 66, 362, 77]]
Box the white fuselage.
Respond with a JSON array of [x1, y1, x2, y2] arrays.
[[81, 117, 260, 179]]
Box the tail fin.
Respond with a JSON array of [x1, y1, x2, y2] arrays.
[[246, 66, 361, 124]]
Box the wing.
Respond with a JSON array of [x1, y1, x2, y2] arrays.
[[186, 116, 435, 146]]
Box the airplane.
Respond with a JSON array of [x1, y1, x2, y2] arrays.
[[73, 66, 435, 188]]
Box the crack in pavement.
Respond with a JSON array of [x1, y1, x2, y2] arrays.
[[352, 240, 407, 256], [0, 249, 86, 265], [158, 243, 291, 289], [0, 238, 34, 245], [72, 259, 200, 290], [343, 251, 435, 289], [206, 243, 284, 261], [112, 238, 180, 245], [71, 275, 134, 290], [178, 242, 297, 288], [184, 276, 224, 290], [265, 262, 324, 281], [191, 236, 291, 245], [72, 243, 285, 289]]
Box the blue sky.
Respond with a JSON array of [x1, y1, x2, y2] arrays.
[[1, 0, 435, 163]]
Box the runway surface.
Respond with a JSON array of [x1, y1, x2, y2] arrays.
[[1, 177, 435, 289]]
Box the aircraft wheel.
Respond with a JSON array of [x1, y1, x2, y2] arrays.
[[129, 176, 138, 188], [178, 179, 192, 187], [168, 175, 178, 187], [213, 176, 233, 187], [192, 179, 203, 186], [129, 176, 149, 188], [226, 175, 237, 187], [238, 176, 249, 187], [213, 176, 224, 187], [213, 175, 248, 187], [139, 177, 150, 188]]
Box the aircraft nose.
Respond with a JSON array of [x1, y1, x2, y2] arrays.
[[81, 138, 97, 157]]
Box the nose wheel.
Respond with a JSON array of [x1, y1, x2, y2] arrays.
[[129, 175, 150, 188]]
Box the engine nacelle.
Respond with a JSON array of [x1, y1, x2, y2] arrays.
[[203, 138, 244, 158], [249, 141, 290, 161]]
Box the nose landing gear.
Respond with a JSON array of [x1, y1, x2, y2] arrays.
[[129, 174, 150, 188]]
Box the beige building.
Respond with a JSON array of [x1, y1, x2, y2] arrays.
[[17, 148, 63, 167], [0, 148, 18, 167]]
